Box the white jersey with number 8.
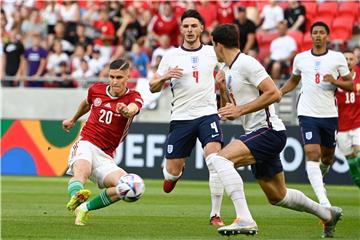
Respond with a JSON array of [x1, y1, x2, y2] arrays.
[[292, 50, 350, 118]]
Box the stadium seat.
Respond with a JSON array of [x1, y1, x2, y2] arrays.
[[317, 2, 338, 17], [301, 32, 312, 52], [330, 27, 352, 42], [287, 31, 303, 51], [312, 16, 333, 29], [332, 16, 354, 32], [257, 46, 270, 64], [256, 31, 279, 47], [337, 2, 359, 21], [302, 1, 317, 19], [257, 1, 267, 13]]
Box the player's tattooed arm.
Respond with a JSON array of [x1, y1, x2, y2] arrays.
[[62, 99, 91, 132], [149, 67, 183, 93], [116, 102, 139, 118], [323, 73, 354, 92]]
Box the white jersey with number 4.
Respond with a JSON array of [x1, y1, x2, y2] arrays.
[[229, 53, 285, 133], [157, 45, 218, 121], [292, 50, 350, 117]]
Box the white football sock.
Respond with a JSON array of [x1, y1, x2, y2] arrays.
[[306, 161, 331, 207], [209, 168, 224, 217], [207, 154, 254, 223], [275, 188, 331, 221], [163, 164, 182, 181]]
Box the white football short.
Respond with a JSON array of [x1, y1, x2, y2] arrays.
[[337, 128, 360, 156], [66, 140, 121, 188]]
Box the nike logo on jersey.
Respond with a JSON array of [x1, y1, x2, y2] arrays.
[[211, 134, 219, 138], [104, 103, 111, 108]]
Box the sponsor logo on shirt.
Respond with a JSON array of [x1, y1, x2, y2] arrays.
[[104, 103, 111, 108]]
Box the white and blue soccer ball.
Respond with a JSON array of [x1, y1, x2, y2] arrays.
[[117, 173, 145, 202]]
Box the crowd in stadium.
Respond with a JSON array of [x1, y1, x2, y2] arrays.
[[1, 0, 359, 88]]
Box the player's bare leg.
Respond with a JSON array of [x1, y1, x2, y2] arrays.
[[320, 146, 335, 176], [67, 160, 92, 211], [258, 172, 342, 238], [204, 142, 225, 226], [75, 169, 128, 225], [163, 158, 185, 193], [305, 144, 331, 207]]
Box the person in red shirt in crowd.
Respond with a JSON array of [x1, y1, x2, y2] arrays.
[[196, 0, 218, 31], [325, 51, 360, 188], [93, 9, 115, 47], [216, 0, 236, 24], [62, 58, 144, 225], [148, 1, 180, 47]]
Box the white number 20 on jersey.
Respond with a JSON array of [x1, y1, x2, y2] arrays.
[[99, 109, 113, 124]]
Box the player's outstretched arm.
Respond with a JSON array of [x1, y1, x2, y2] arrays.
[[62, 99, 91, 133], [149, 67, 183, 93], [116, 102, 139, 118], [215, 70, 233, 108], [280, 74, 301, 97], [323, 73, 354, 92]]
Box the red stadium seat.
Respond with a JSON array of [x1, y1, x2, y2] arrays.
[[257, 46, 270, 64], [257, 1, 268, 13], [332, 16, 354, 32], [312, 16, 333, 29], [256, 31, 279, 47], [317, 2, 338, 17], [302, 1, 317, 19], [330, 27, 352, 42], [301, 32, 312, 52], [287, 31, 303, 51], [337, 2, 359, 21]]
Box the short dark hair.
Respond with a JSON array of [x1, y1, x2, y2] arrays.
[[310, 21, 330, 34], [181, 9, 204, 26], [211, 24, 239, 49], [109, 59, 130, 70]]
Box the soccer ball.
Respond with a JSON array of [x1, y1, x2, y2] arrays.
[[118, 173, 145, 202]]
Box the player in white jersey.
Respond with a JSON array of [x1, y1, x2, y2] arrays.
[[149, 9, 225, 226], [280, 22, 353, 208], [207, 24, 343, 238]]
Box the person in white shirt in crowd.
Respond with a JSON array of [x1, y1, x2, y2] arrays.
[[267, 20, 297, 80], [151, 35, 174, 68], [46, 39, 70, 76], [258, 0, 284, 32]]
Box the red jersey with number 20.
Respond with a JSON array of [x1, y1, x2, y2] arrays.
[[336, 65, 360, 132], [80, 83, 143, 157]]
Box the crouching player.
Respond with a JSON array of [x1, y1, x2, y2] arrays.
[[63, 59, 143, 225]]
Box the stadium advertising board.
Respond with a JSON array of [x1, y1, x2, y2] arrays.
[[1, 120, 352, 185]]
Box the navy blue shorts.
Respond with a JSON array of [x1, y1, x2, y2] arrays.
[[298, 116, 338, 148], [237, 128, 287, 179], [165, 114, 224, 159]]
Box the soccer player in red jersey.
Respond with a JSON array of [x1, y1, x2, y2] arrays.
[[325, 51, 360, 187], [62, 59, 144, 225]]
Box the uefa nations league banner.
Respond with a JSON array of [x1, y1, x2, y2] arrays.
[[0, 120, 353, 185]]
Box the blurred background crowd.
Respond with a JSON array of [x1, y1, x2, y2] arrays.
[[1, 0, 359, 91]]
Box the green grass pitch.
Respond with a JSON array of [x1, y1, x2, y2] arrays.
[[1, 176, 359, 240]]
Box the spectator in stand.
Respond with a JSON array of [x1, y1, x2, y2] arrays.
[[59, 1, 80, 45], [353, 46, 360, 68], [53, 61, 76, 88], [267, 21, 297, 80], [73, 23, 93, 47], [2, 28, 25, 87], [117, 6, 146, 51], [196, 0, 218, 32], [46, 39, 70, 77], [284, 0, 306, 33], [41, 0, 59, 35], [70, 44, 88, 72], [151, 35, 174, 68], [93, 9, 115, 61], [258, 0, 284, 32], [130, 43, 149, 78], [148, 1, 180, 47], [71, 58, 95, 88], [216, 0, 236, 24], [88, 47, 107, 76], [200, 30, 212, 45], [24, 33, 48, 87], [48, 21, 74, 54], [233, 6, 259, 58], [21, 9, 47, 48]]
